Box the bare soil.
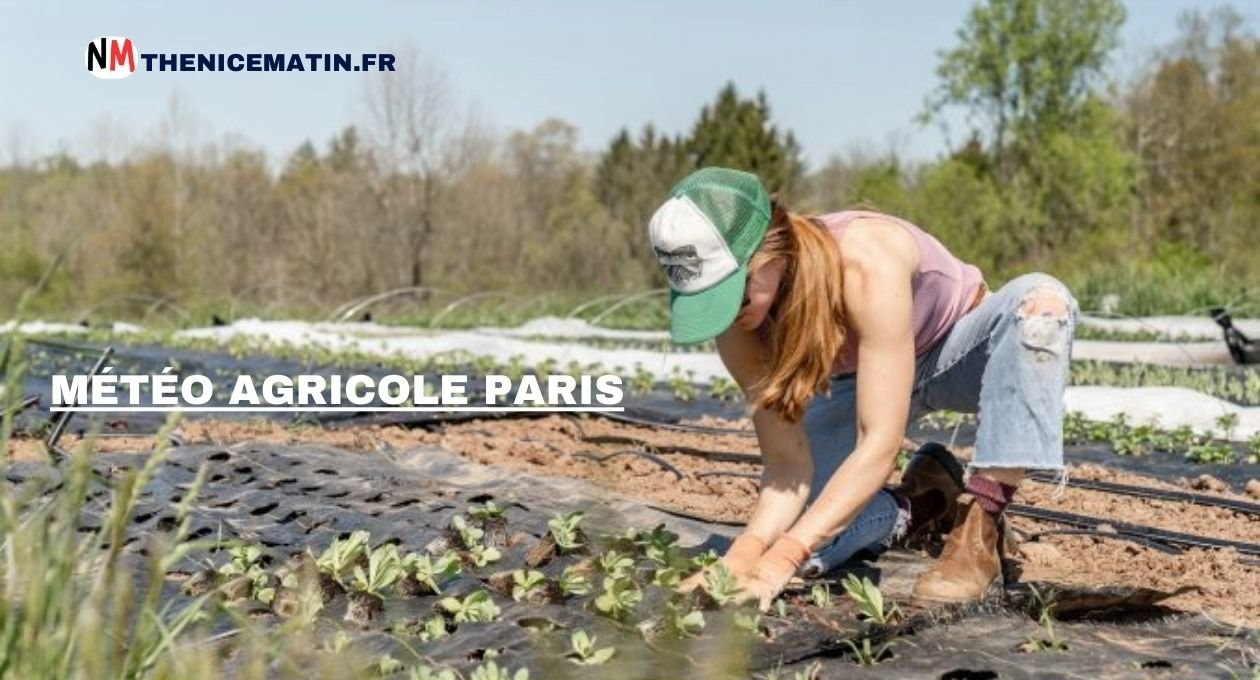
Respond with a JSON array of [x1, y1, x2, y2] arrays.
[[7, 435, 165, 461]]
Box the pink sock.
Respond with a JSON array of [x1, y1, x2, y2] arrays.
[[966, 474, 1017, 514]]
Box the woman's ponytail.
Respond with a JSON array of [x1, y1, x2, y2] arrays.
[[751, 202, 846, 422]]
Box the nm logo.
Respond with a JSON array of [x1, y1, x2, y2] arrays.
[[85, 37, 137, 79]]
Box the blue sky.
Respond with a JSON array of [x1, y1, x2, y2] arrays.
[[1, 1, 1245, 166]]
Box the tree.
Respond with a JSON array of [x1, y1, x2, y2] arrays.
[[362, 45, 466, 288], [925, 0, 1126, 170], [920, 0, 1136, 272], [1124, 8, 1260, 274], [687, 83, 804, 197], [593, 125, 691, 286], [591, 82, 805, 285]]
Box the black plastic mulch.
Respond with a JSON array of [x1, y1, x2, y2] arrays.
[[3, 441, 1253, 678]]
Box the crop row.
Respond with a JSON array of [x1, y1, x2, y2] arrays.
[[922, 409, 1260, 465]]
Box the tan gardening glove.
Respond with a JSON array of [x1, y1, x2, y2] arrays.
[[677, 533, 767, 592], [738, 534, 811, 611]]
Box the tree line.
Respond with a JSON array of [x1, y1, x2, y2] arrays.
[[1, 1, 1256, 321]]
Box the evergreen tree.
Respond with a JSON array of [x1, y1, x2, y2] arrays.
[[687, 83, 804, 198], [593, 124, 692, 286]]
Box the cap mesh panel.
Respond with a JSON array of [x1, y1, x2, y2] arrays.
[[671, 168, 770, 263]]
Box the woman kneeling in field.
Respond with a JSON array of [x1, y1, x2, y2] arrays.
[[651, 167, 1077, 608]]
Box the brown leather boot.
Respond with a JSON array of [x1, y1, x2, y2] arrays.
[[911, 496, 1002, 604], [894, 442, 966, 542]]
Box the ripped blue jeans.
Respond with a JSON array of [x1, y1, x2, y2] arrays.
[[801, 272, 1079, 576]]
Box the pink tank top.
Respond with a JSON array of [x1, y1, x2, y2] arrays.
[[817, 210, 985, 376]]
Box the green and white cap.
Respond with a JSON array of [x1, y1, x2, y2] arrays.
[[649, 167, 772, 344]]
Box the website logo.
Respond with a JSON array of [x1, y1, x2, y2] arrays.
[[83, 36, 395, 78], [86, 36, 137, 80]]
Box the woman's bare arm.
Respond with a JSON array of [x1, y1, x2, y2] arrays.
[[780, 218, 918, 549], [714, 325, 812, 545]]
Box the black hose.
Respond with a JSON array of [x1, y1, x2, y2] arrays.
[[1006, 504, 1260, 556], [1020, 529, 1183, 555], [1026, 471, 1260, 517], [571, 448, 684, 480], [602, 410, 755, 437]]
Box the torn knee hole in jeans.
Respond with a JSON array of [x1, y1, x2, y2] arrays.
[[1016, 286, 1070, 359]]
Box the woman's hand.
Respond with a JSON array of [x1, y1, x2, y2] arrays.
[[733, 535, 812, 611], [677, 534, 766, 593]]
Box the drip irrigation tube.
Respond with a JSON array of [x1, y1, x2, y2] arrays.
[[694, 470, 760, 481], [580, 437, 759, 465], [1006, 504, 1260, 556], [571, 448, 684, 480], [1026, 471, 1260, 517], [601, 410, 755, 437], [1021, 529, 1183, 555]]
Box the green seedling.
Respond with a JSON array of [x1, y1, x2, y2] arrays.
[[630, 365, 656, 395], [473, 355, 497, 375], [690, 550, 721, 570], [708, 376, 743, 401], [558, 566, 592, 596], [534, 358, 557, 381], [895, 450, 912, 471], [394, 615, 452, 642], [468, 659, 529, 680], [253, 575, 277, 605], [755, 661, 821, 680], [704, 562, 742, 607], [409, 665, 459, 680], [451, 515, 486, 549], [217, 544, 273, 603], [467, 544, 502, 568], [842, 574, 900, 624], [1186, 441, 1237, 464], [378, 654, 405, 676], [665, 603, 706, 638], [651, 565, 684, 589], [420, 615, 450, 642], [405, 551, 462, 594], [352, 543, 405, 598], [567, 630, 615, 666], [316, 530, 370, 585], [217, 544, 264, 576], [632, 524, 680, 565], [469, 500, 506, 521], [1216, 413, 1240, 440], [548, 511, 585, 552], [505, 355, 527, 382], [346, 543, 405, 625], [598, 549, 635, 580], [1168, 425, 1198, 450], [270, 569, 322, 616], [667, 368, 697, 402], [511, 570, 547, 602], [593, 577, 642, 620], [439, 590, 501, 623], [843, 637, 891, 666], [1020, 585, 1068, 653], [810, 583, 832, 608]]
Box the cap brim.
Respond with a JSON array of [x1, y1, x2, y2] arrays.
[[669, 264, 747, 345]]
